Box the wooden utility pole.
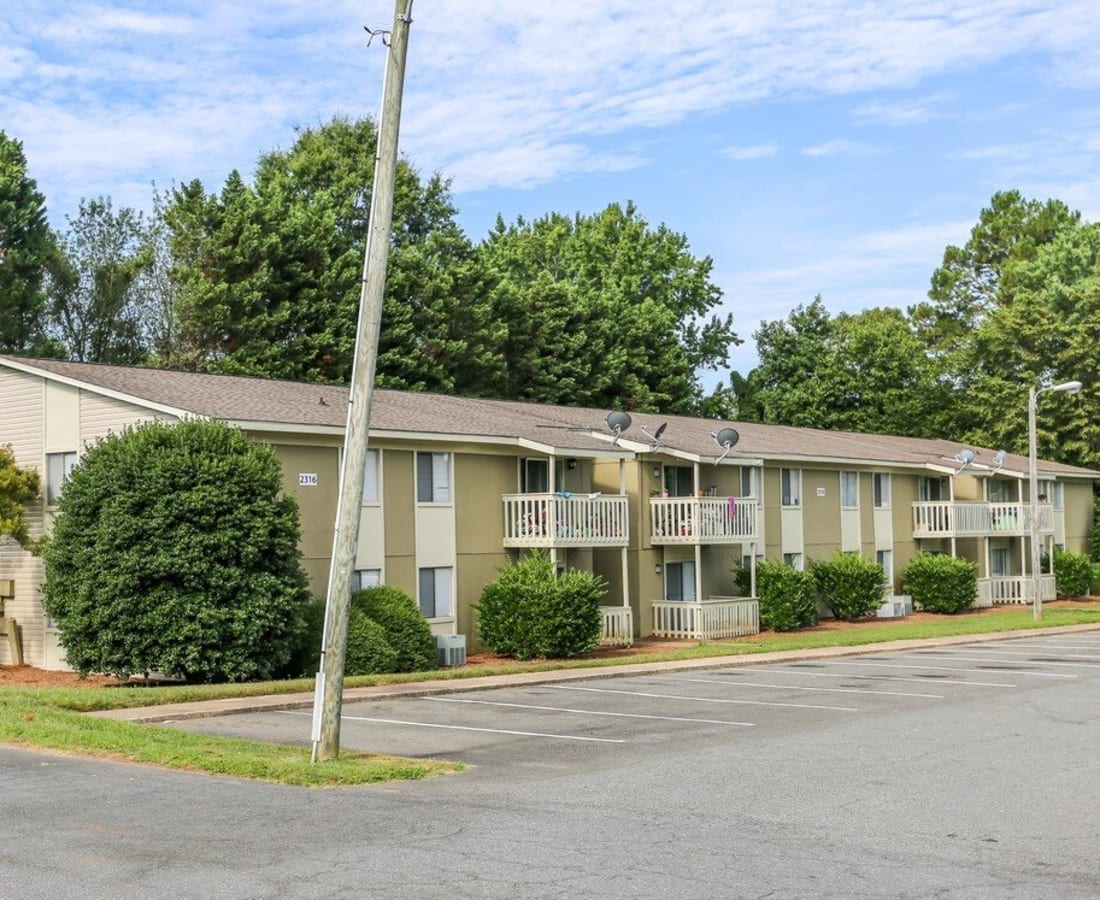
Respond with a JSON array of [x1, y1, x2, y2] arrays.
[[312, 0, 415, 763]]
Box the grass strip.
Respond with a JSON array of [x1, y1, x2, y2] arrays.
[[0, 693, 461, 786]]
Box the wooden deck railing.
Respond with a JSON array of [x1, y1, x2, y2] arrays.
[[650, 497, 758, 545], [502, 493, 629, 549], [651, 597, 760, 640]]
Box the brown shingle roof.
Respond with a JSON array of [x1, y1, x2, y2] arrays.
[[3, 356, 1097, 478]]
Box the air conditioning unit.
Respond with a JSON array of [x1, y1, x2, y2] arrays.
[[436, 634, 467, 668], [876, 597, 909, 618]]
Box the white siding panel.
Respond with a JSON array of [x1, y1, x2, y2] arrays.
[[79, 391, 174, 446], [0, 369, 47, 666]]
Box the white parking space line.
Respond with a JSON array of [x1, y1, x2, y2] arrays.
[[421, 697, 755, 727], [931, 646, 1100, 660], [829, 660, 1076, 678], [757, 667, 1017, 688], [915, 651, 1100, 670], [281, 711, 626, 743], [996, 641, 1100, 652], [659, 675, 943, 699], [550, 684, 858, 712]]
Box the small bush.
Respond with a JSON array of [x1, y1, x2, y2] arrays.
[[345, 609, 400, 676], [351, 586, 437, 673], [731, 564, 752, 597], [1053, 550, 1093, 599], [755, 559, 818, 632], [902, 553, 977, 614], [476, 551, 605, 659], [810, 552, 887, 621], [1093, 563, 1100, 596]]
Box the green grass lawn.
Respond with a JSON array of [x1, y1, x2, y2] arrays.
[[4, 602, 1098, 786]]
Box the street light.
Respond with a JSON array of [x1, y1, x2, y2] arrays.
[[1028, 379, 1082, 621]]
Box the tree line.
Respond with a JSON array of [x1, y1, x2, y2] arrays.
[[1, 120, 1097, 468]]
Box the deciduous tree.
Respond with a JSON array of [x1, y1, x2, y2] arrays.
[[478, 202, 738, 413]]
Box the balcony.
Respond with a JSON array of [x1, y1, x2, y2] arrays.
[[912, 501, 1054, 539], [650, 496, 759, 545], [502, 493, 629, 549], [976, 575, 1056, 607], [651, 597, 760, 640]]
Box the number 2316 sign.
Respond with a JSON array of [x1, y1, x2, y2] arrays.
[[298, 473, 318, 487]]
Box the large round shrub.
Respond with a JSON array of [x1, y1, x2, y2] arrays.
[[41, 419, 311, 681], [902, 553, 977, 613], [810, 552, 887, 621], [755, 559, 818, 632], [476, 551, 605, 659], [351, 585, 437, 672]]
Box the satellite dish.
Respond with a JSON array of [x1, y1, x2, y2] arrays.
[[640, 421, 668, 452], [991, 449, 1007, 472], [954, 448, 977, 475], [711, 427, 740, 464], [605, 411, 632, 445]]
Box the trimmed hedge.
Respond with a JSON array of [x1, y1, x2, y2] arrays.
[[1091, 497, 1100, 562], [476, 551, 605, 659], [351, 586, 438, 673], [809, 552, 887, 621], [902, 553, 977, 614], [1053, 550, 1093, 599], [755, 559, 818, 632]]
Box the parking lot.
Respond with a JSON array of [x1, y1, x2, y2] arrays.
[[10, 629, 1100, 900], [170, 631, 1100, 773]]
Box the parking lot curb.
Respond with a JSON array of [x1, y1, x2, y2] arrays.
[[91, 622, 1100, 724]]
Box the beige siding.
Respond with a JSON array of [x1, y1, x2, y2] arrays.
[[79, 391, 171, 445], [0, 369, 47, 666], [1063, 483, 1095, 554], [271, 443, 340, 597]]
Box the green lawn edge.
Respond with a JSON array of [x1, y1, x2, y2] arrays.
[[4, 603, 1098, 786]]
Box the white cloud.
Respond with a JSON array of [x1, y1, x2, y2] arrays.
[[852, 93, 953, 126], [801, 139, 881, 159], [721, 144, 779, 161]]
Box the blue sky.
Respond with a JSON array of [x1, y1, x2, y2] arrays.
[[5, 1, 1100, 384]]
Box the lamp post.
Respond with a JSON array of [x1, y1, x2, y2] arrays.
[[1028, 380, 1082, 621]]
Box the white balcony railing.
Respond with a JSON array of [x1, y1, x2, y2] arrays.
[[912, 502, 1054, 538], [976, 575, 1056, 607], [650, 496, 759, 545], [599, 606, 634, 647], [502, 493, 628, 549], [651, 597, 760, 640]]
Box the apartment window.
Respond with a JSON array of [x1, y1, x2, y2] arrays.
[[991, 547, 1010, 577], [416, 452, 451, 503], [665, 561, 697, 602], [989, 479, 1013, 502], [782, 552, 803, 571], [664, 466, 695, 497], [521, 458, 567, 493], [46, 451, 77, 505], [1052, 482, 1064, 511], [840, 472, 859, 508], [740, 467, 756, 498], [418, 567, 453, 618], [873, 473, 890, 509], [781, 468, 801, 507], [876, 550, 892, 585], [351, 569, 381, 591], [361, 449, 380, 503], [918, 477, 944, 501]]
